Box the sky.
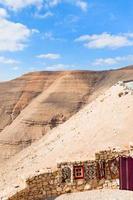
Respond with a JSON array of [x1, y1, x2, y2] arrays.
[[0, 0, 133, 81]]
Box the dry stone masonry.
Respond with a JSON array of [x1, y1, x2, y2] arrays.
[[8, 147, 133, 200]]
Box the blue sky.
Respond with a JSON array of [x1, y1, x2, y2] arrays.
[[0, 0, 133, 81]]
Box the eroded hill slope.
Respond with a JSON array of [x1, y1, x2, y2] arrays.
[[1, 81, 133, 199], [0, 68, 133, 162]]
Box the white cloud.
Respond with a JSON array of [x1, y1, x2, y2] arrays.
[[123, 33, 133, 38], [0, 8, 8, 18], [0, 56, 19, 64], [12, 66, 19, 70], [42, 32, 66, 42], [45, 63, 66, 71], [47, 0, 62, 7], [43, 32, 55, 40], [91, 55, 133, 67], [75, 33, 133, 49], [0, 0, 88, 11], [75, 34, 91, 42], [75, 0, 88, 12], [92, 58, 117, 66], [34, 11, 54, 19], [44, 63, 78, 70], [37, 53, 61, 59], [0, 0, 43, 10], [47, 0, 88, 11], [0, 18, 35, 51]]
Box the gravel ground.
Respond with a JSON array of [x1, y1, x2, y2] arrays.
[[55, 190, 133, 200]]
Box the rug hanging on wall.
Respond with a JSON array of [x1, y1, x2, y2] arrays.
[[97, 160, 106, 179], [61, 166, 72, 183], [85, 163, 97, 180], [108, 158, 119, 179]]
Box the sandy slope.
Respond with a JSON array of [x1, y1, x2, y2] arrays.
[[1, 68, 133, 163], [56, 190, 133, 200], [1, 83, 133, 198], [0, 70, 111, 162]]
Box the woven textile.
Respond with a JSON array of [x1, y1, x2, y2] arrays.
[[97, 160, 106, 179], [108, 158, 119, 179], [85, 164, 97, 180], [61, 167, 71, 183]]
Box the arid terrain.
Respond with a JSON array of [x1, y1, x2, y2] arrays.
[[1, 67, 133, 162], [56, 190, 133, 200], [1, 67, 133, 199]]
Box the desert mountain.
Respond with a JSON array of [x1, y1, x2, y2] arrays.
[[0, 70, 106, 161], [1, 73, 133, 198], [1, 68, 133, 162]]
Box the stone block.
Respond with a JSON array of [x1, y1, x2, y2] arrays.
[[65, 187, 71, 193], [57, 187, 62, 192], [84, 184, 91, 190], [77, 179, 84, 185]]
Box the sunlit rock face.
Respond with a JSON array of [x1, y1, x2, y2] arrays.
[[0, 67, 133, 161]]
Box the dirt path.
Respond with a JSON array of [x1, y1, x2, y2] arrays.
[[56, 190, 133, 200]]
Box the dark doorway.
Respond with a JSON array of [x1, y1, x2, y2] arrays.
[[119, 157, 133, 191]]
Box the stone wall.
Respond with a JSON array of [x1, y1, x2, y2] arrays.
[[8, 148, 130, 200]]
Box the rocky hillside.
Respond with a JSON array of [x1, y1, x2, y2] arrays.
[[1, 76, 133, 198], [0, 68, 133, 162]]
